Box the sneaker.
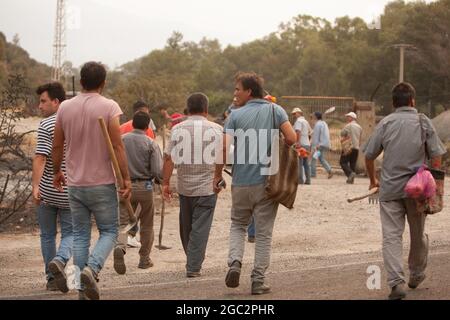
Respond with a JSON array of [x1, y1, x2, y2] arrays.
[[80, 266, 100, 300], [408, 274, 426, 289], [186, 271, 201, 278], [225, 260, 242, 288], [328, 171, 334, 179], [113, 247, 126, 275], [46, 278, 59, 291], [48, 259, 69, 293], [388, 283, 406, 300], [127, 236, 141, 248], [252, 282, 271, 295], [138, 257, 154, 269], [248, 236, 255, 243]]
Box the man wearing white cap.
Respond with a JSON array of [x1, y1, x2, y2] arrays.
[[292, 108, 312, 184], [340, 112, 362, 184]]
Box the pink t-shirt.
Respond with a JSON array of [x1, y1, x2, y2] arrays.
[[56, 93, 123, 187]]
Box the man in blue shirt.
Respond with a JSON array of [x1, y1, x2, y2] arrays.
[[214, 72, 296, 295], [311, 111, 333, 179]]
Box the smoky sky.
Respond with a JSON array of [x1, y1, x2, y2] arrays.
[[0, 0, 435, 69]]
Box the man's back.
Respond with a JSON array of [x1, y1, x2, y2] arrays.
[[364, 107, 445, 201], [56, 93, 123, 187], [122, 130, 162, 181], [167, 115, 222, 197], [294, 117, 311, 146], [225, 99, 288, 186], [312, 120, 331, 148]]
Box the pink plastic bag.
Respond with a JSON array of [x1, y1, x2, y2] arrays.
[[404, 165, 436, 200]]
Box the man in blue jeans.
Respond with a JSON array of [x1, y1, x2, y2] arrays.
[[32, 82, 73, 293], [53, 62, 131, 300], [311, 112, 333, 179]]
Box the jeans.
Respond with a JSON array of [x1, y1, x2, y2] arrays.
[[68, 184, 119, 276], [298, 145, 311, 184], [179, 194, 217, 273], [311, 146, 332, 177], [247, 216, 255, 238], [37, 203, 73, 280], [340, 148, 359, 177]]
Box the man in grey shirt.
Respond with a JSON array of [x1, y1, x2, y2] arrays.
[[363, 82, 446, 300], [114, 111, 162, 274]]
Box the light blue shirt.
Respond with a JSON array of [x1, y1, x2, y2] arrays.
[[311, 120, 331, 149], [225, 99, 289, 186]]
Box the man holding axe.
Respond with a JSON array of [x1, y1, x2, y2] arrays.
[[53, 62, 131, 300]]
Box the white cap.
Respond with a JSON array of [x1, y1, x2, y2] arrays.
[[345, 112, 357, 119], [292, 107, 303, 114]]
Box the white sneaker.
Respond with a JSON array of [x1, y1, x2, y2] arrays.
[[127, 236, 141, 248]]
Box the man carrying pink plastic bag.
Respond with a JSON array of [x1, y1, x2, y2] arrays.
[[363, 83, 446, 300]]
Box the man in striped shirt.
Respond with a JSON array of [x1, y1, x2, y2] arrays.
[[32, 82, 73, 293]]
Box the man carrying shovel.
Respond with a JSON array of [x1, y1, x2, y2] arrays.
[[113, 111, 163, 273]]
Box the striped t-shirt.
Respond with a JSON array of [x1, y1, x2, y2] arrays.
[[36, 114, 70, 208]]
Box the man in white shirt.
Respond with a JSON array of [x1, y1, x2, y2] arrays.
[[292, 108, 312, 185]]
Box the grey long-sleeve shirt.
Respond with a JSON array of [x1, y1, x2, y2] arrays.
[[122, 130, 163, 182]]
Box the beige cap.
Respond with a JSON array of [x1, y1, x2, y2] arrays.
[[292, 107, 303, 114], [345, 112, 357, 119]]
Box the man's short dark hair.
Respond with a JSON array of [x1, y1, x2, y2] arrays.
[[36, 82, 66, 103], [133, 101, 149, 113], [80, 61, 107, 91], [314, 112, 322, 120], [234, 72, 265, 99], [187, 93, 209, 115], [392, 82, 416, 108], [132, 111, 150, 130]]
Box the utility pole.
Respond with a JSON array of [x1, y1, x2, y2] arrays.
[[52, 0, 66, 81], [391, 44, 416, 83]]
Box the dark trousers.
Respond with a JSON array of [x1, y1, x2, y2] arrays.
[[340, 148, 359, 177], [179, 194, 217, 272]]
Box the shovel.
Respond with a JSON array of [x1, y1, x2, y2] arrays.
[[98, 117, 138, 233], [155, 125, 171, 250]]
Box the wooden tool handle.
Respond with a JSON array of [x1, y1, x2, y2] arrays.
[[98, 117, 136, 222], [347, 188, 379, 203]]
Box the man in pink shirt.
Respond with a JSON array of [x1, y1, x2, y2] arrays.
[[53, 61, 131, 300]]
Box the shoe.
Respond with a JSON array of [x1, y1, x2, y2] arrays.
[[186, 271, 201, 278], [328, 171, 334, 179], [248, 236, 255, 243], [305, 180, 311, 185], [46, 278, 59, 291], [138, 257, 154, 269], [113, 247, 126, 275], [80, 266, 100, 300], [127, 236, 141, 248], [78, 290, 89, 300], [346, 172, 356, 184], [408, 274, 426, 289], [252, 282, 271, 295], [225, 260, 241, 288], [388, 283, 406, 300], [48, 259, 69, 293]]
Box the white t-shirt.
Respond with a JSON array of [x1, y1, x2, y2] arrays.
[[294, 117, 312, 146]]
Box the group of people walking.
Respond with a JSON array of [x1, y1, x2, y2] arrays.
[[32, 62, 446, 300]]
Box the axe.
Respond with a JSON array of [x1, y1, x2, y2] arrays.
[[98, 117, 138, 233]]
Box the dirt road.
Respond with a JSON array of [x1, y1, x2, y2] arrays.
[[1, 174, 449, 300]]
